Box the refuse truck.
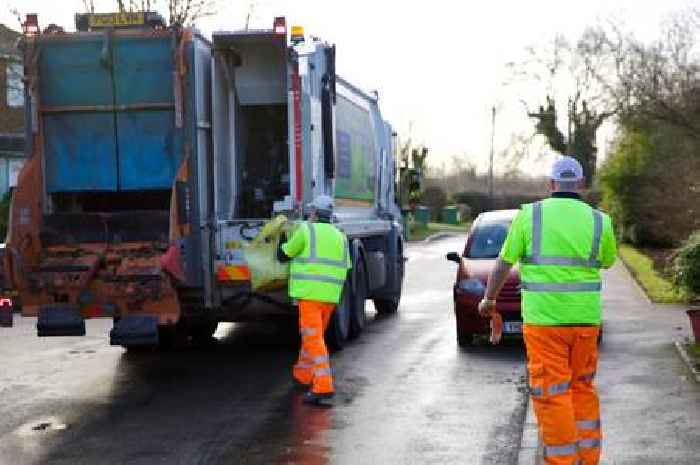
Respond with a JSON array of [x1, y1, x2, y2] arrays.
[[6, 12, 404, 350]]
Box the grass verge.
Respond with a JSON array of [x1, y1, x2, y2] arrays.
[[618, 244, 686, 304], [691, 343, 700, 358]]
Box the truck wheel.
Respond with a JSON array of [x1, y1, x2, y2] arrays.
[[349, 258, 368, 339], [326, 278, 352, 351], [189, 320, 219, 346], [373, 245, 404, 315]]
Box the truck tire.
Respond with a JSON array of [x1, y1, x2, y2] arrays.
[[326, 278, 352, 351], [373, 242, 404, 315], [188, 320, 219, 346], [349, 257, 368, 339]]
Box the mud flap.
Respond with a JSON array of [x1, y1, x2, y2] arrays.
[[37, 305, 86, 336], [110, 315, 159, 346]]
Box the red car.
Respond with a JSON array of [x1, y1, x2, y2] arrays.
[[446, 210, 522, 346]]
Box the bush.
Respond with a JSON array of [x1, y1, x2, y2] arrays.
[[421, 186, 448, 221], [453, 191, 542, 217], [598, 125, 700, 247], [673, 232, 700, 297]]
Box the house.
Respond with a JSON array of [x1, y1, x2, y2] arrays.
[[0, 24, 23, 134], [0, 23, 24, 196]]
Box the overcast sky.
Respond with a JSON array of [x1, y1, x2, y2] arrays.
[[1, 0, 695, 174]]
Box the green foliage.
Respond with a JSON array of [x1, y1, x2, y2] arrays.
[[673, 232, 700, 297], [599, 124, 700, 246], [421, 186, 448, 221], [598, 128, 654, 243], [618, 244, 686, 303], [453, 191, 541, 218]]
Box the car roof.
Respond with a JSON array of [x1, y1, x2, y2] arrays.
[[475, 209, 519, 224]]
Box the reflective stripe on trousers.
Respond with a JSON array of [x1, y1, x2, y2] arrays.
[[524, 324, 602, 465], [530, 380, 571, 397], [293, 299, 336, 394]]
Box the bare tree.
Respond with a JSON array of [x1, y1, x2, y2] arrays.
[[82, 0, 96, 13], [111, 0, 217, 25], [593, 9, 700, 139], [513, 32, 617, 185], [129, 0, 157, 12], [167, 0, 218, 26]]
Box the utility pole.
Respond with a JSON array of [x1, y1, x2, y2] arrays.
[[245, 1, 256, 30], [489, 105, 496, 203]]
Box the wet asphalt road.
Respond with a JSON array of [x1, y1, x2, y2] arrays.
[[0, 236, 528, 465]]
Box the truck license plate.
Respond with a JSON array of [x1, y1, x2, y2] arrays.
[[502, 321, 523, 334], [88, 12, 145, 27]]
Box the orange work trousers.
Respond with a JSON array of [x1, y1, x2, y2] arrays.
[[523, 324, 601, 465], [293, 300, 335, 394]]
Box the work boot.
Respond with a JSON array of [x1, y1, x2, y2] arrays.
[[302, 391, 334, 405]]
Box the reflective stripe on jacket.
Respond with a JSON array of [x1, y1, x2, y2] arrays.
[[503, 198, 616, 325], [283, 222, 351, 304]]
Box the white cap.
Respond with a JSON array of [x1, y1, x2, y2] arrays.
[[549, 156, 584, 182], [307, 195, 334, 215]]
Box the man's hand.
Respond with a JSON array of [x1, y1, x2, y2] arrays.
[[478, 298, 496, 317]]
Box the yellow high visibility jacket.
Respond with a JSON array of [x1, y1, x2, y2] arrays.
[[281, 222, 351, 304], [500, 196, 617, 325]]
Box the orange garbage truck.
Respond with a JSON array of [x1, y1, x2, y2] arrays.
[[5, 13, 405, 350]]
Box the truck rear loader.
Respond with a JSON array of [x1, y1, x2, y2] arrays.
[[6, 13, 405, 350]]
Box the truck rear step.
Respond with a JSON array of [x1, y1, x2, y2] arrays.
[[37, 305, 86, 336], [109, 315, 159, 346]]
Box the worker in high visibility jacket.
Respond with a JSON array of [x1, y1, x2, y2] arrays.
[[479, 156, 617, 465], [278, 195, 351, 405]]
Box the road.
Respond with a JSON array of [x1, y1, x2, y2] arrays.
[[0, 236, 528, 465]]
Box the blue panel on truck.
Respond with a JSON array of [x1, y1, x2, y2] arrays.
[[116, 111, 181, 190], [44, 113, 118, 192], [40, 37, 119, 192], [112, 35, 181, 190], [39, 39, 114, 106], [112, 36, 174, 104]]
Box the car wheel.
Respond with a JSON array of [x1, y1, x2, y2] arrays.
[[326, 278, 352, 351], [457, 326, 475, 347]]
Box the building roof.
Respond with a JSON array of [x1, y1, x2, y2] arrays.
[[0, 23, 21, 57]]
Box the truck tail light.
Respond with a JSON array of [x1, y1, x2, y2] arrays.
[[273, 17, 286, 35], [23, 14, 40, 35], [0, 298, 13, 307]]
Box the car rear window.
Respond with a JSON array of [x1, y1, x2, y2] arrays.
[[465, 221, 511, 258]]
